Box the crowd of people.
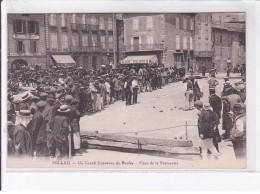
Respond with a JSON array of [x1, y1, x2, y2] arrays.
[[185, 69, 246, 160], [7, 64, 186, 159]]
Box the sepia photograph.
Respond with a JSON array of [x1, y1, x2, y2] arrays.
[[6, 12, 247, 169]]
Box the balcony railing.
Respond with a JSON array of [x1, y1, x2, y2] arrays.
[[123, 44, 164, 52], [70, 45, 102, 52], [90, 24, 99, 31]]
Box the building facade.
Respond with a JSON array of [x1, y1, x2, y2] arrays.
[[194, 13, 214, 72], [45, 13, 120, 70], [211, 13, 245, 72], [7, 14, 47, 70], [123, 13, 195, 69]]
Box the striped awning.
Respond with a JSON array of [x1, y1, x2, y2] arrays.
[[121, 55, 158, 65], [52, 55, 76, 65]]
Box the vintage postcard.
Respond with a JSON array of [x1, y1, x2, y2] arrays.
[[5, 10, 247, 169]]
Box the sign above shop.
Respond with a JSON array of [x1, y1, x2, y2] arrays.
[[13, 34, 40, 40]]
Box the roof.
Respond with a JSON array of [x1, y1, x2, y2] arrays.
[[121, 55, 158, 65], [52, 55, 76, 64]]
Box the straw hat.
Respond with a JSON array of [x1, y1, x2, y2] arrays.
[[58, 105, 70, 113]]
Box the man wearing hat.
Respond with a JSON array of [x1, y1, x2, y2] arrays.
[[230, 103, 246, 160], [8, 110, 33, 156], [132, 75, 139, 104], [208, 88, 222, 151], [198, 102, 221, 159], [48, 105, 71, 158], [222, 96, 233, 139], [221, 79, 233, 97], [202, 65, 206, 76], [226, 91, 242, 112], [207, 75, 219, 94], [183, 77, 194, 111], [16, 92, 30, 111], [30, 100, 48, 157]]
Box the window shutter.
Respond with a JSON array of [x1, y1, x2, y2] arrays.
[[179, 17, 183, 30], [13, 20, 17, 33], [23, 21, 26, 34], [35, 22, 39, 35]]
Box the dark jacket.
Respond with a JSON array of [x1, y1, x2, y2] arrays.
[[30, 110, 47, 144], [209, 93, 222, 119], [198, 109, 219, 139], [50, 115, 70, 143]]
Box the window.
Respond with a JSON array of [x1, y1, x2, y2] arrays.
[[30, 40, 37, 53], [91, 15, 97, 25], [82, 14, 86, 24], [108, 17, 113, 30], [183, 18, 187, 30], [82, 34, 88, 46], [100, 36, 106, 49], [49, 14, 56, 26], [146, 16, 153, 30], [28, 21, 39, 34], [220, 33, 222, 43], [14, 20, 26, 34], [108, 36, 113, 50], [61, 14, 66, 27], [100, 16, 105, 30], [133, 18, 139, 30], [183, 36, 187, 50], [17, 40, 25, 53], [72, 14, 77, 23], [146, 35, 153, 45], [190, 19, 194, 30], [190, 37, 193, 50], [91, 35, 98, 46], [50, 32, 58, 50], [176, 35, 180, 50], [61, 33, 69, 51], [72, 34, 79, 46], [176, 17, 179, 29]]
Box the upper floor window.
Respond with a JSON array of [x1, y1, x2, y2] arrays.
[[176, 17, 179, 29], [61, 14, 66, 27], [61, 33, 69, 50], [190, 19, 194, 30], [100, 16, 105, 30], [49, 14, 57, 26], [183, 36, 187, 50], [72, 14, 77, 23], [133, 18, 139, 30], [176, 35, 180, 50], [91, 15, 97, 25], [72, 33, 79, 46], [146, 16, 153, 30], [28, 21, 39, 34], [108, 17, 113, 30], [183, 18, 187, 30], [91, 35, 98, 46], [13, 20, 26, 34], [82, 14, 86, 24], [50, 32, 58, 50], [108, 36, 113, 49], [190, 36, 193, 50], [30, 40, 37, 53], [100, 36, 106, 49], [146, 35, 154, 45], [17, 40, 25, 53], [82, 34, 88, 46]]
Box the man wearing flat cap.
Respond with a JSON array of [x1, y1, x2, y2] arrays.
[[30, 100, 48, 157], [230, 103, 246, 160]]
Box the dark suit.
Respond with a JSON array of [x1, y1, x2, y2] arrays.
[[209, 93, 222, 151], [30, 110, 48, 156]]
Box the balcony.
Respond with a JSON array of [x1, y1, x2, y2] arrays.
[[123, 44, 164, 52], [80, 46, 101, 52], [80, 24, 90, 31], [90, 24, 99, 31]]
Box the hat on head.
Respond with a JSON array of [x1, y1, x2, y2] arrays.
[[58, 105, 70, 113], [233, 103, 246, 114], [30, 88, 37, 94], [44, 87, 51, 93], [40, 92, 48, 98], [194, 100, 203, 108], [20, 92, 30, 102], [46, 97, 55, 104], [65, 95, 73, 101], [36, 100, 47, 108], [18, 110, 33, 117], [203, 103, 211, 111], [57, 86, 65, 92], [224, 77, 229, 80], [209, 87, 215, 92]]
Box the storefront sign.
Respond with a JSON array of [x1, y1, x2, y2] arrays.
[[13, 34, 40, 40]]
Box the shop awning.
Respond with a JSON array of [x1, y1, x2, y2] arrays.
[[52, 55, 76, 65], [121, 55, 158, 65]]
